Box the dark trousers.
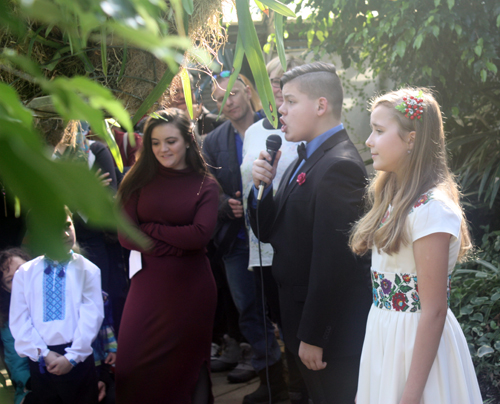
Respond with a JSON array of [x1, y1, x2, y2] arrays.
[[29, 344, 98, 404], [294, 353, 360, 404]]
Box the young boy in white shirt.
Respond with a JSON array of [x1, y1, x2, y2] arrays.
[[9, 208, 104, 404]]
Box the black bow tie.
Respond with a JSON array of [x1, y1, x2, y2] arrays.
[[297, 142, 307, 162]]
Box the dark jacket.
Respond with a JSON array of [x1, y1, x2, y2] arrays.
[[202, 113, 262, 256], [248, 129, 372, 360]]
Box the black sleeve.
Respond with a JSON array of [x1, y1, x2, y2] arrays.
[[90, 142, 118, 192]]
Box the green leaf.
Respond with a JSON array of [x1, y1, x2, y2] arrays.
[[491, 292, 500, 301], [486, 62, 498, 74], [258, 0, 296, 18], [395, 274, 402, 285], [182, 0, 194, 15], [0, 134, 147, 260], [180, 68, 194, 119], [432, 25, 440, 38], [434, 0, 441, 6], [235, 0, 278, 126], [497, 14, 500, 28], [1, 48, 43, 78], [477, 345, 494, 357], [399, 285, 412, 293], [413, 34, 423, 49], [455, 25, 462, 36], [275, 13, 287, 72], [0, 0, 25, 36], [217, 34, 245, 119], [0, 83, 34, 130], [494, 341, 500, 350], [254, 0, 268, 13], [477, 259, 499, 273], [451, 106, 459, 116], [395, 40, 406, 58], [460, 305, 473, 315], [475, 45, 482, 57], [101, 26, 108, 77], [447, 0, 454, 10], [470, 312, 484, 322], [131, 67, 176, 126]]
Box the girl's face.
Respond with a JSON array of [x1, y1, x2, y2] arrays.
[[2, 256, 26, 292], [151, 124, 189, 170], [366, 105, 413, 176]]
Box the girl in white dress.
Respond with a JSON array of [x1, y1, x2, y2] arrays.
[[350, 88, 482, 404]]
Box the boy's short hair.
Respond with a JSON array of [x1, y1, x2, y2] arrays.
[[281, 62, 343, 120]]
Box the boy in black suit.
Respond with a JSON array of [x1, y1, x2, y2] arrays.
[[249, 62, 371, 403]]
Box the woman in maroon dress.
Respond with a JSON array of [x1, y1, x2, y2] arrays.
[[116, 109, 219, 403]]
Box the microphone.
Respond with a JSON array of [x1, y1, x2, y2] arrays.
[[257, 134, 282, 201]]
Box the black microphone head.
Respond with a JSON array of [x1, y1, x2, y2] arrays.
[[266, 134, 282, 152]]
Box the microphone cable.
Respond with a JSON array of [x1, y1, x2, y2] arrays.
[[255, 196, 273, 403]]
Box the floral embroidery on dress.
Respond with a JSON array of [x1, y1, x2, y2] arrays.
[[409, 190, 434, 214], [371, 270, 452, 312]]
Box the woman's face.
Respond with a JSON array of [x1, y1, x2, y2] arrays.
[[151, 124, 189, 170], [2, 256, 26, 292]]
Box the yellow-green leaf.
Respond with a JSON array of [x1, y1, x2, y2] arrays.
[[181, 68, 194, 119], [413, 34, 423, 49], [235, 0, 277, 126], [275, 13, 287, 72], [258, 0, 295, 17]]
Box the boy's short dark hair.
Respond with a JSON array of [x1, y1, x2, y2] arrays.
[[281, 62, 343, 120]]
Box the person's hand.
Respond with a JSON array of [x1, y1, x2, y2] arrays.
[[104, 352, 116, 365], [43, 351, 61, 367], [228, 191, 244, 218], [98, 381, 107, 402], [47, 356, 73, 375], [252, 150, 281, 188], [96, 168, 112, 187], [298, 341, 327, 371]]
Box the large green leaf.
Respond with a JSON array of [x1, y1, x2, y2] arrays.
[[258, 0, 296, 17], [0, 133, 148, 260], [0, 0, 25, 36], [274, 13, 287, 72], [235, 0, 278, 127], [217, 34, 245, 120]]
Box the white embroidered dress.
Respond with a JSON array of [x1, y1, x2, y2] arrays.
[[357, 189, 482, 404]]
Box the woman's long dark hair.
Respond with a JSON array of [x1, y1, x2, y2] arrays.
[[0, 248, 31, 328], [117, 109, 210, 203]]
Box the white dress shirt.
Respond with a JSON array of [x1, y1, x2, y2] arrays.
[[9, 253, 104, 365]]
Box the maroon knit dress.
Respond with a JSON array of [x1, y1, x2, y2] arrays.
[[116, 165, 218, 403]]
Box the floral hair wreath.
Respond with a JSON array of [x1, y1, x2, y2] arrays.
[[395, 91, 425, 120]]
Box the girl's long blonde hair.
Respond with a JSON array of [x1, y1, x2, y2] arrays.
[[349, 88, 471, 261]]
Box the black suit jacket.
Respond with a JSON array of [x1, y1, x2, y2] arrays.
[[248, 129, 372, 361]]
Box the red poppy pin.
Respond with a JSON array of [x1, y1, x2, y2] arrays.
[[297, 172, 306, 186]]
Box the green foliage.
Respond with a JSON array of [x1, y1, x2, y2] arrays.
[[295, 0, 500, 207], [0, 0, 291, 258], [451, 227, 500, 392]]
